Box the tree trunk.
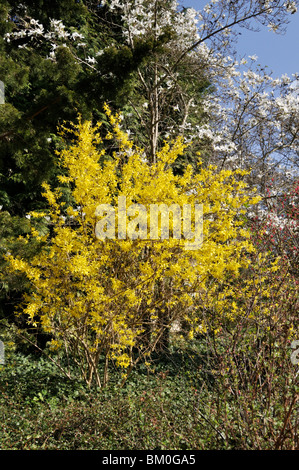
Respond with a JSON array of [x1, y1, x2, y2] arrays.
[[149, 64, 159, 163]]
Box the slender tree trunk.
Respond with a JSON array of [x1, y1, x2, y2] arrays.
[[149, 63, 159, 163], [149, 0, 159, 164]]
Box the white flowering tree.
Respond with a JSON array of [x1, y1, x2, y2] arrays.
[[96, 0, 298, 168]]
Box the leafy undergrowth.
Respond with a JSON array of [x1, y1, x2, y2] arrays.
[[0, 334, 298, 450]]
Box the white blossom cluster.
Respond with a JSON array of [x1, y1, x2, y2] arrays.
[[5, 17, 45, 46], [5, 17, 85, 57], [109, 0, 199, 49], [256, 206, 299, 233], [204, 55, 299, 181], [284, 0, 297, 14]]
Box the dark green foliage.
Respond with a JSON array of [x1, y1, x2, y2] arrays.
[[0, 1, 96, 215]]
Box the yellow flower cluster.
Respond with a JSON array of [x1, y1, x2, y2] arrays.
[[5, 105, 260, 386]]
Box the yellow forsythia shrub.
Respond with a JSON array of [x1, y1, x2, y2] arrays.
[[5, 105, 260, 387]]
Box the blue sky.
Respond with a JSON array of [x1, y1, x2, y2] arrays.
[[180, 0, 299, 78]]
